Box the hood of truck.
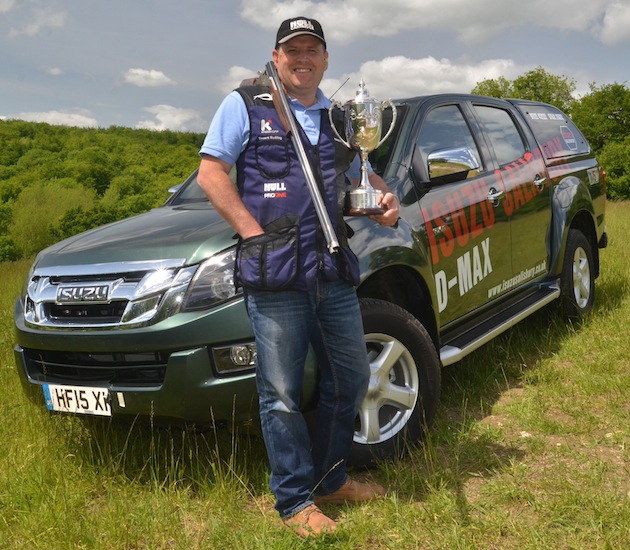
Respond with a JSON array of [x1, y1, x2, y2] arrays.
[[34, 203, 235, 270]]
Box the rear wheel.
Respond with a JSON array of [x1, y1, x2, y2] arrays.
[[560, 229, 595, 317], [350, 299, 441, 466]]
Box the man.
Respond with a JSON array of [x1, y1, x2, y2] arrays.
[[198, 16, 399, 538]]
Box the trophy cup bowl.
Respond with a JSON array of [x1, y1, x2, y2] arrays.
[[329, 80, 397, 215]]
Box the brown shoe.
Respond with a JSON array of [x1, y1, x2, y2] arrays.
[[314, 477, 386, 505], [282, 504, 337, 538]]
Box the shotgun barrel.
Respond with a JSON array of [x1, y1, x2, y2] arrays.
[[265, 61, 340, 254]]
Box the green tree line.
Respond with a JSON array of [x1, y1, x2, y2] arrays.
[[0, 122, 204, 261], [1, 68, 629, 262]]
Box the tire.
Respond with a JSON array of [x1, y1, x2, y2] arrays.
[[350, 298, 441, 466], [560, 228, 595, 318]]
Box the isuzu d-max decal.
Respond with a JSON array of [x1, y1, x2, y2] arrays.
[[434, 238, 493, 313]]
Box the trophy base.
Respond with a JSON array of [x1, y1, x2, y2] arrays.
[[345, 189, 384, 217], [345, 206, 386, 216]]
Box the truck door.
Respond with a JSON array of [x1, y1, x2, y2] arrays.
[[471, 103, 551, 285], [415, 102, 512, 325]]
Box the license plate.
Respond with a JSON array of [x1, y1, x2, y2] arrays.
[[43, 384, 111, 416]]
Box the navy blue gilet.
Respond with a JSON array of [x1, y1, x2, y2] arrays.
[[234, 84, 359, 292]]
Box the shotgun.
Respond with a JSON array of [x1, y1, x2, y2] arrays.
[[265, 61, 340, 254]]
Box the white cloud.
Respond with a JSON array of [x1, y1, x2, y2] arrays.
[[2, 110, 98, 128], [218, 66, 258, 95], [217, 55, 527, 105], [599, 2, 630, 45], [240, 0, 622, 46], [136, 105, 206, 132], [9, 9, 65, 37], [320, 56, 522, 100], [46, 67, 64, 76], [220, 56, 529, 104], [0, 0, 17, 14], [123, 68, 176, 88]]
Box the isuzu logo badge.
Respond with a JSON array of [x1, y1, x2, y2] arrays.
[[56, 284, 110, 304]]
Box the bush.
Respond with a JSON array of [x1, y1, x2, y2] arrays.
[[52, 204, 127, 242], [9, 181, 96, 257], [0, 236, 19, 262], [598, 137, 630, 200]]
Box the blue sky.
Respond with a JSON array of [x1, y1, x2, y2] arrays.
[[1, 0, 629, 132]]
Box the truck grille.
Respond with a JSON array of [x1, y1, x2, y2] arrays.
[[23, 259, 195, 329], [49, 302, 128, 323], [23, 349, 169, 386]]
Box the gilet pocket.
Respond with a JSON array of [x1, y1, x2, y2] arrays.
[[255, 138, 290, 179], [236, 215, 300, 291]]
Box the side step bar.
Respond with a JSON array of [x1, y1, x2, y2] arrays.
[[439, 282, 561, 367]]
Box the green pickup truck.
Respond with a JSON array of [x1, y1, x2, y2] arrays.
[[14, 94, 607, 465]]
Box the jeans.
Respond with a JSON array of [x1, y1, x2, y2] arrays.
[[245, 278, 370, 519]]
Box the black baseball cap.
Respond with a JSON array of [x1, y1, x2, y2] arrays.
[[276, 17, 326, 49]]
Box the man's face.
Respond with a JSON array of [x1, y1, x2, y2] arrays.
[[273, 35, 328, 104]]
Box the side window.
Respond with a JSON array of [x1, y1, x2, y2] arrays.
[[474, 105, 526, 166], [418, 105, 481, 161], [416, 105, 482, 181], [513, 103, 590, 159]]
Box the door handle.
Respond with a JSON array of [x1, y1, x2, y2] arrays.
[[487, 187, 505, 206], [534, 175, 547, 191]]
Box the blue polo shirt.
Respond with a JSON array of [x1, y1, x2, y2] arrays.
[[199, 87, 366, 179]]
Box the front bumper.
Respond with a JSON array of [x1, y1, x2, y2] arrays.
[[13, 296, 261, 425], [14, 342, 259, 425]]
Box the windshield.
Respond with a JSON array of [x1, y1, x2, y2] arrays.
[[166, 171, 208, 205], [167, 165, 242, 206]]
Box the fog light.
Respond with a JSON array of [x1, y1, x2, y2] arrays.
[[212, 342, 257, 374], [230, 345, 256, 366]]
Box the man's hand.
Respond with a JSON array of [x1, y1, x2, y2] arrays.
[[363, 173, 400, 227], [368, 191, 400, 226]]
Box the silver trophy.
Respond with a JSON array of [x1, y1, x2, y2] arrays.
[[329, 80, 397, 215]]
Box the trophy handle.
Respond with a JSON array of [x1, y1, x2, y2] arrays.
[[328, 100, 352, 149], [376, 99, 398, 149]]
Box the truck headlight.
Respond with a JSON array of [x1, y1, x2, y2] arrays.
[[181, 248, 240, 311]]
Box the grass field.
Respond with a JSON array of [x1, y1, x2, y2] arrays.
[[1, 203, 628, 549]]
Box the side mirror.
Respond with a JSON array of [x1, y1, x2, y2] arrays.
[[427, 146, 480, 183]]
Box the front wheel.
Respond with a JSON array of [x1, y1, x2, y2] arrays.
[[350, 299, 441, 466], [560, 228, 595, 318]]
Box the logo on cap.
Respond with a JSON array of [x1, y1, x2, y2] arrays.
[[290, 19, 315, 32]]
